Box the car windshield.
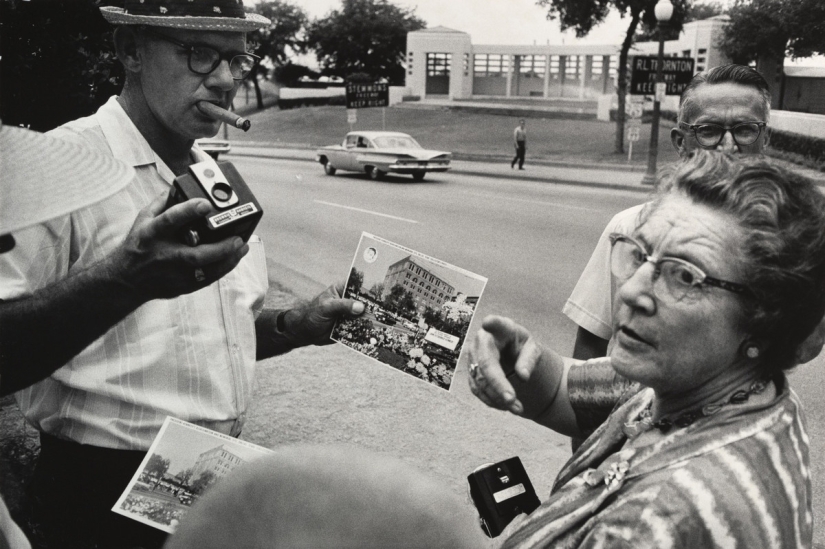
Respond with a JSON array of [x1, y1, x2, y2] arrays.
[[373, 136, 421, 149]]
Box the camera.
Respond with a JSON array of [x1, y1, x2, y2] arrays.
[[467, 456, 540, 538], [168, 159, 263, 246]]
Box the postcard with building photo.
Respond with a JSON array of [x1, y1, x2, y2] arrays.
[[331, 232, 488, 391], [112, 416, 274, 534]]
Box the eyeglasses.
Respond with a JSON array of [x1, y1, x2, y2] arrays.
[[142, 28, 259, 81], [678, 121, 766, 148], [609, 233, 752, 302]]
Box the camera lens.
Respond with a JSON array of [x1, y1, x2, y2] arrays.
[[211, 182, 233, 202]]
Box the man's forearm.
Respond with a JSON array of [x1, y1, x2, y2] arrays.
[[255, 308, 297, 360], [0, 255, 144, 395]]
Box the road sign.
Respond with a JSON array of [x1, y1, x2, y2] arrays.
[[345, 82, 389, 109], [347, 109, 357, 124], [629, 56, 695, 96], [626, 126, 641, 142]]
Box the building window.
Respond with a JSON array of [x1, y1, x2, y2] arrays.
[[426, 53, 451, 77], [682, 49, 691, 57], [698, 48, 707, 54], [517, 55, 545, 78], [473, 54, 506, 77]]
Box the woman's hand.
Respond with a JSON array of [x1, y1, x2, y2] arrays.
[[467, 315, 544, 415]]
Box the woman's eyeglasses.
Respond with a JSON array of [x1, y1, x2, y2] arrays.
[[678, 121, 766, 148], [609, 233, 752, 302], [143, 28, 259, 81]]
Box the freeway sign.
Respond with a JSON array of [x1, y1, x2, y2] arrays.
[[346, 82, 389, 109], [629, 56, 695, 96]]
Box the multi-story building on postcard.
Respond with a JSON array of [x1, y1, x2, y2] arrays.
[[383, 256, 455, 314], [190, 445, 244, 481]]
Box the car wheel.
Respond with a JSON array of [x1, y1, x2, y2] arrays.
[[368, 167, 385, 180], [412, 170, 426, 182], [323, 162, 336, 176]]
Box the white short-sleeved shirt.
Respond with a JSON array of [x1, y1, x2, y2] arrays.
[[563, 204, 647, 340], [0, 96, 269, 450]]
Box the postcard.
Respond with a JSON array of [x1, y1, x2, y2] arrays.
[[331, 232, 488, 391], [112, 416, 274, 533]]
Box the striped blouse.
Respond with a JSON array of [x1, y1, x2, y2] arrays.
[[0, 97, 269, 450], [502, 358, 813, 549]]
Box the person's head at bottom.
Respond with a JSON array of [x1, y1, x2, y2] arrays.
[[163, 445, 487, 549]]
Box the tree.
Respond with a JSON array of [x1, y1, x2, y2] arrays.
[[0, 0, 123, 131], [348, 267, 365, 296], [422, 306, 443, 328], [247, 1, 309, 108], [536, 0, 689, 153], [369, 282, 385, 299], [144, 453, 170, 488], [636, 1, 723, 41], [177, 468, 195, 487], [306, 0, 426, 84], [719, 0, 825, 107], [189, 470, 217, 495]]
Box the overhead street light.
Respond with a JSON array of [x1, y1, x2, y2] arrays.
[[641, 0, 674, 186]]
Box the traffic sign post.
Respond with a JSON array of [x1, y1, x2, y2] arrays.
[[347, 108, 357, 130]]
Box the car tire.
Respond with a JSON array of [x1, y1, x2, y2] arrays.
[[412, 170, 426, 182], [323, 162, 336, 176], [368, 167, 385, 180]]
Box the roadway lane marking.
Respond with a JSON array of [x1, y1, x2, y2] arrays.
[[314, 200, 419, 224], [464, 191, 611, 212]]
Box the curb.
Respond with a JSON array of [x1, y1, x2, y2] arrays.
[[226, 141, 646, 172], [225, 150, 653, 194]]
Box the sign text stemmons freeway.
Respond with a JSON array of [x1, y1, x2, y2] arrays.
[[346, 82, 389, 109]]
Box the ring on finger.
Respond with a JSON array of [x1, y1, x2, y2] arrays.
[[194, 268, 206, 282]]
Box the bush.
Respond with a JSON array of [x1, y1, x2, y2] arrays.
[[277, 95, 347, 110], [768, 129, 825, 164]]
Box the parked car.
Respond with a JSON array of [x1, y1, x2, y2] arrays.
[[196, 139, 231, 160], [374, 310, 396, 326], [316, 131, 451, 182]]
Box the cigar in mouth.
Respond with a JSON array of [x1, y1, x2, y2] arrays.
[[196, 101, 251, 132]]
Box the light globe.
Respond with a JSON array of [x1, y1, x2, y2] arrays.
[[654, 0, 674, 22]]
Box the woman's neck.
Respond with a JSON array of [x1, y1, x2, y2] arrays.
[[651, 364, 763, 421]]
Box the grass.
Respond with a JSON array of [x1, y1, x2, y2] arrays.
[[231, 104, 682, 167]]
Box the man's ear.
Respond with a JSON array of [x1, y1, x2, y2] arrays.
[[671, 126, 688, 157], [113, 26, 143, 75]]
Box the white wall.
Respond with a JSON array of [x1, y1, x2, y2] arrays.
[[771, 110, 825, 139], [279, 87, 345, 99]]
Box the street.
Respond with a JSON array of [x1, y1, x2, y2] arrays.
[[230, 154, 825, 541]]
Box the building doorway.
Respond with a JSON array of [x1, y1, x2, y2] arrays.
[[426, 53, 451, 95]]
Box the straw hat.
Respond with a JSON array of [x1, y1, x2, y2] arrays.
[[0, 121, 135, 236], [100, 0, 270, 32]]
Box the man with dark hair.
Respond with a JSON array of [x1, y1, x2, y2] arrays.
[[563, 64, 774, 361], [0, 2, 364, 547]]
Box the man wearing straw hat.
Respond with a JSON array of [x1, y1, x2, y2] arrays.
[[0, 2, 364, 547]]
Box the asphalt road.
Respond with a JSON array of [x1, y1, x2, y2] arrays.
[[229, 155, 824, 544]]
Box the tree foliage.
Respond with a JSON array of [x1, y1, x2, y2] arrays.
[[369, 282, 385, 299], [189, 470, 217, 495], [348, 267, 365, 295], [384, 283, 415, 315], [719, 0, 825, 64], [536, 0, 689, 153], [1, 0, 122, 131], [246, 0, 309, 107], [636, 1, 723, 41], [145, 453, 171, 480], [306, 0, 426, 84]]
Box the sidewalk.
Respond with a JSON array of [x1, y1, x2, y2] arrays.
[[225, 143, 657, 193]]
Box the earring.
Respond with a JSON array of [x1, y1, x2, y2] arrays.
[[746, 346, 760, 359]]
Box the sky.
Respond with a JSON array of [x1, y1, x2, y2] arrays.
[[262, 0, 824, 69]]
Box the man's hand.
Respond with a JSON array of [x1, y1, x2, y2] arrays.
[[468, 315, 544, 416], [105, 191, 249, 300], [280, 283, 366, 348]]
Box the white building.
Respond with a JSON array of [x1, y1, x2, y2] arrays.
[[404, 17, 730, 101]]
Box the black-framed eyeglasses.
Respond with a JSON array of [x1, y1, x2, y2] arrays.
[[142, 28, 259, 81], [678, 121, 766, 148], [609, 233, 752, 302]]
